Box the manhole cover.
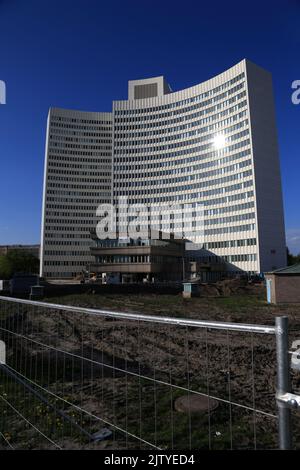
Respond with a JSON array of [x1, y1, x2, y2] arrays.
[[174, 395, 219, 413]]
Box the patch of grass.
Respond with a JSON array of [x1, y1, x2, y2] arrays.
[[212, 295, 266, 312]]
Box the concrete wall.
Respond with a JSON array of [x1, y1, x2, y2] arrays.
[[265, 274, 300, 303], [246, 61, 286, 272]]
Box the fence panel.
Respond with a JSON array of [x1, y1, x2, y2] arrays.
[[0, 296, 296, 450]]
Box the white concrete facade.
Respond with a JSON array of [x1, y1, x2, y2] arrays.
[[40, 107, 112, 277], [40, 60, 286, 277], [113, 59, 286, 273]]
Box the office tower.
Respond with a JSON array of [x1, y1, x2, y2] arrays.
[[40, 60, 286, 277]]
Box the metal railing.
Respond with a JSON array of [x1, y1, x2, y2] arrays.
[[0, 296, 295, 450]]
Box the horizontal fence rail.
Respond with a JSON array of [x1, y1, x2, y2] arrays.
[[0, 296, 277, 334], [0, 296, 295, 450]]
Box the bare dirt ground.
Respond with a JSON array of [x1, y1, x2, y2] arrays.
[[43, 280, 300, 332], [1, 281, 300, 450]]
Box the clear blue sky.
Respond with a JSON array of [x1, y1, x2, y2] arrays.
[[0, 0, 299, 252]]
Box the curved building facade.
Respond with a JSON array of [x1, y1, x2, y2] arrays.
[[113, 59, 286, 273], [40, 59, 286, 277]]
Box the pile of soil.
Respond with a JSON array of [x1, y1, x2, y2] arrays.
[[199, 279, 264, 297]]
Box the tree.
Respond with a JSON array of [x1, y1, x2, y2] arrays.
[[0, 250, 39, 279], [286, 247, 300, 266]]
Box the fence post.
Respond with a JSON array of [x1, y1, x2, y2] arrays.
[[275, 316, 292, 450]]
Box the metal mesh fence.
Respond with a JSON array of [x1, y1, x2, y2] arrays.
[[0, 297, 283, 450]]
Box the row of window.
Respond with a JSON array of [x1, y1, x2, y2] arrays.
[[50, 134, 112, 144], [94, 239, 173, 248], [45, 214, 97, 221], [204, 238, 257, 249], [114, 202, 254, 222], [48, 169, 110, 177], [203, 190, 254, 207], [43, 260, 89, 266], [115, 100, 247, 138], [51, 115, 111, 125], [114, 119, 248, 147], [114, 210, 255, 230], [44, 240, 94, 246], [49, 155, 111, 164], [45, 190, 254, 214], [44, 225, 93, 232], [115, 101, 248, 133], [46, 204, 104, 211], [45, 188, 253, 210], [50, 128, 111, 138], [115, 110, 248, 138], [45, 272, 81, 277], [205, 212, 255, 226], [115, 170, 253, 196], [44, 250, 91, 256], [46, 189, 111, 197], [116, 90, 247, 125], [95, 255, 180, 264], [113, 181, 253, 205], [48, 177, 110, 185], [116, 160, 252, 187], [50, 122, 112, 132], [188, 255, 223, 263], [48, 170, 110, 178], [44, 250, 91, 257], [45, 233, 97, 239], [223, 254, 257, 262], [204, 201, 255, 217], [48, 161, 109, 170], [49, 149, 111, 157], [114, 138, 250, 162], [49, 142, 112, 150], [48, 183, 111, 191], [114, 126, 249, 154], [116, 80, 245, 119], [114, 148, 251, 174], [94, 253, 257, 264], [204, 223, 255, 236], [46, 196, 111, 204]]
